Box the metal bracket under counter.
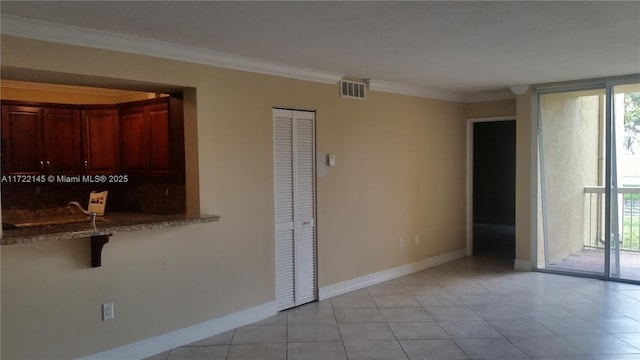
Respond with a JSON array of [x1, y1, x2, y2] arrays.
[[90, 233, 112, 268]]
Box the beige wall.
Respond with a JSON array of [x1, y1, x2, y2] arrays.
[[515, 90, 534, 264], [465, 99, 516, 119], [1, 36, 468, 359]]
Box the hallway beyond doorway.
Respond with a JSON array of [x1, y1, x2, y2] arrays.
[[471, 119, 516, 260]]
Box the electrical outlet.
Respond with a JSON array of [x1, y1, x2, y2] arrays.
[[102, 302, 114, 321], [415, 235, 420, 245], [400, 238, 405, 248]]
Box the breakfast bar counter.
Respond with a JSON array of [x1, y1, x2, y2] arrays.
[[1, 212, 220, 246]]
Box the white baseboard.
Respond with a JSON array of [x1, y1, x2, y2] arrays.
[[78, 301, 277, 360], [514, 259, 531, 272], [319, 248, 467, 300]]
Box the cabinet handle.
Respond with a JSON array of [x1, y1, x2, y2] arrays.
[[40, 160, 44, 171], [84, 160, 88, 169]]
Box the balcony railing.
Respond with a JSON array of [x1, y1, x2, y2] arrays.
[[584, 186, 640, 252]]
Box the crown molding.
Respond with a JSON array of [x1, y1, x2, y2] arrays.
[[1, 15, 343, 85], [1, 14, 476, 102], [509, 84, 530, 95], [367, 79, 465, 102]]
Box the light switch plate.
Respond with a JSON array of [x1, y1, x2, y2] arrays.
[[327, 153, 336, 167]]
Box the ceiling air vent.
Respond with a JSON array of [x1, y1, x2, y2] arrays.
[[340, 80, 367, 100]]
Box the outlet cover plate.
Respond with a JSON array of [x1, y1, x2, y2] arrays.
[[102, 302, 114, 321]]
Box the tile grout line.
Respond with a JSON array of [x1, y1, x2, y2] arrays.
[[375, 287, 411, 360], [330, 297, 349, 360]]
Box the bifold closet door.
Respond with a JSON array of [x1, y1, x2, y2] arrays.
[[273, 109, 316, 311]]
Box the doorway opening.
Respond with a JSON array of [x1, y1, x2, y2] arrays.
[[469, 119, 516, 260]]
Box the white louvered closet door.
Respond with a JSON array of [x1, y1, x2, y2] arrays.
[[273, 109, 316, 311]]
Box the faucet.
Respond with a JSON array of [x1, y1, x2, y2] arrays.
[[68, 201, 97, 231]]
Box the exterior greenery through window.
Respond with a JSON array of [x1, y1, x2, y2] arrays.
[[623, 92, 640, 154]]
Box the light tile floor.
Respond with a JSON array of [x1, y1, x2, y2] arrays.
[[145, 257, 640, 360]]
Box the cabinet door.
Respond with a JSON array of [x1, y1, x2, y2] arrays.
[[82, 108, 119, 174], [120, 100, 170, 176], [146, 102, 169, 175], [1, 105, 44, 174], [42, 107, 81, 174], [120, 106, 147, 173]]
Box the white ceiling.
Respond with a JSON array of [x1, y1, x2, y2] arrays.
[[1, 1, 639, 100]]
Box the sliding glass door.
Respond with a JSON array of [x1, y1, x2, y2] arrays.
[[537, 78, 640, 283], [610, 84, 640, 280], [538, 88, 606, 276]]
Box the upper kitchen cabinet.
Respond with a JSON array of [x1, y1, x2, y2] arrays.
[[1, 105, 43, 174], [1, 94, 184, 179], [119, 98, 170, 176], [42, 107, 82, 174], [1, 104, 81, 175], [81, 107, 119, 174]]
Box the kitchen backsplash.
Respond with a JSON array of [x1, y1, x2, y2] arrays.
[[1, 178, 186, 216]]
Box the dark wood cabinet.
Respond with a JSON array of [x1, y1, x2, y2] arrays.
[[147, 102, 170, 175], [2, 105, 43, 174], [42, 107, 81, 174], [82, 108, 119, 174], [120, 105, 146, 173], [1, 97, 181, 178], [120, 99, 170, 176], [1, 104, 80, 175]]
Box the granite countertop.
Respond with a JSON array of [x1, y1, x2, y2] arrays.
[[1, 212, 221, 245]]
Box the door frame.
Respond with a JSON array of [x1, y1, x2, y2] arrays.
[[466, 116, 516, 257]]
